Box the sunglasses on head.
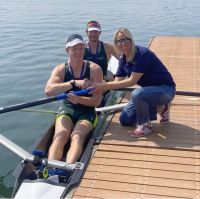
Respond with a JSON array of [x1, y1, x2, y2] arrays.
[[116, 38, 131, 45]]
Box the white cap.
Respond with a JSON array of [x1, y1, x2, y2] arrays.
[[65, 34, 85, 49], [87, 21, 101, 32], [87, 26, 101, 32]]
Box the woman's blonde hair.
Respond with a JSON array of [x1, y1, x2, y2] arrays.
[[113, 28, 136, 62]]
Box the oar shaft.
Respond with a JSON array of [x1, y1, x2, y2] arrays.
[[0, 97, 56, 114], [0, 89, 92, 114], [114, 88, 200, 97], [176, 91, 200, 97]]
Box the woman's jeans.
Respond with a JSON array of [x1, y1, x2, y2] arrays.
[[119, 85, 176, 126]]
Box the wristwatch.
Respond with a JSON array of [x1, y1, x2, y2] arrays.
[[70, 79, 76, 89]]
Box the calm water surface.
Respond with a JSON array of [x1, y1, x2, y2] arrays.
[[0, 0, 200, 197]]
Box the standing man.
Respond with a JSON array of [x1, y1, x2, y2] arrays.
[[45, 34, 103, 164], [84, 20, 118, 81]]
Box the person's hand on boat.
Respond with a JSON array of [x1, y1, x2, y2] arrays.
[[67, 92, 80, 104]]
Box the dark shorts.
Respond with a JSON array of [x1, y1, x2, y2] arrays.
[[57, 105, 98, 128]]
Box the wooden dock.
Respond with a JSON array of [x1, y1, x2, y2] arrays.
[[71, 37, 200, 198]]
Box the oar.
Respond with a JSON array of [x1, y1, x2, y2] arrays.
[[114, 88, 200, 97], [16, 88, 200, 115], [0, 89, 93, 115], [0, 134, 83, 171]]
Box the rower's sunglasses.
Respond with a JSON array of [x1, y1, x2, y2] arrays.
[[116, 38, 131, 45]]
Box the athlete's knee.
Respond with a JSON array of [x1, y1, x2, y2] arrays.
[[53, 131, 69, 146], [71, 132, 84, 145]]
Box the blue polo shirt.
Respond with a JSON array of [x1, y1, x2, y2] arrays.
[[116, 45, 176, 87]]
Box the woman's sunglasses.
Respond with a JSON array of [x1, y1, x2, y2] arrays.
[[116, 38, 131, 45]]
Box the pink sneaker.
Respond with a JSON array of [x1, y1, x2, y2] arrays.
[[159, 104, 170, 123], [131, 122, 153, 137]]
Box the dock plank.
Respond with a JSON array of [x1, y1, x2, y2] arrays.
[[71, 36, 200, 198]]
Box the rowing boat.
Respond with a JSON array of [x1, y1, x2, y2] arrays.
[[0, 58, 124, 198], [9, 89, 125, 199], [1, 88, 200, 198]]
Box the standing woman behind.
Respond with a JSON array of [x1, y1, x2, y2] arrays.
[[92, 28, 176, 137]]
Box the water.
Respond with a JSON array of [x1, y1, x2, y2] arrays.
[[0, 0, 200, 197]]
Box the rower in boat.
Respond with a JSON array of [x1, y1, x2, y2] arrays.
[[43, 33, 103, 178]]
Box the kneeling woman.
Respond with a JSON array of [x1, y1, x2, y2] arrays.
[[92, 28, 176, 137]]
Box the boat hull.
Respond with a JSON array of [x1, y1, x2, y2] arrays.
[[12, 90, 125, 198]]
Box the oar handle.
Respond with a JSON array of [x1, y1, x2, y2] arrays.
[[56, 88, 93, 100]]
